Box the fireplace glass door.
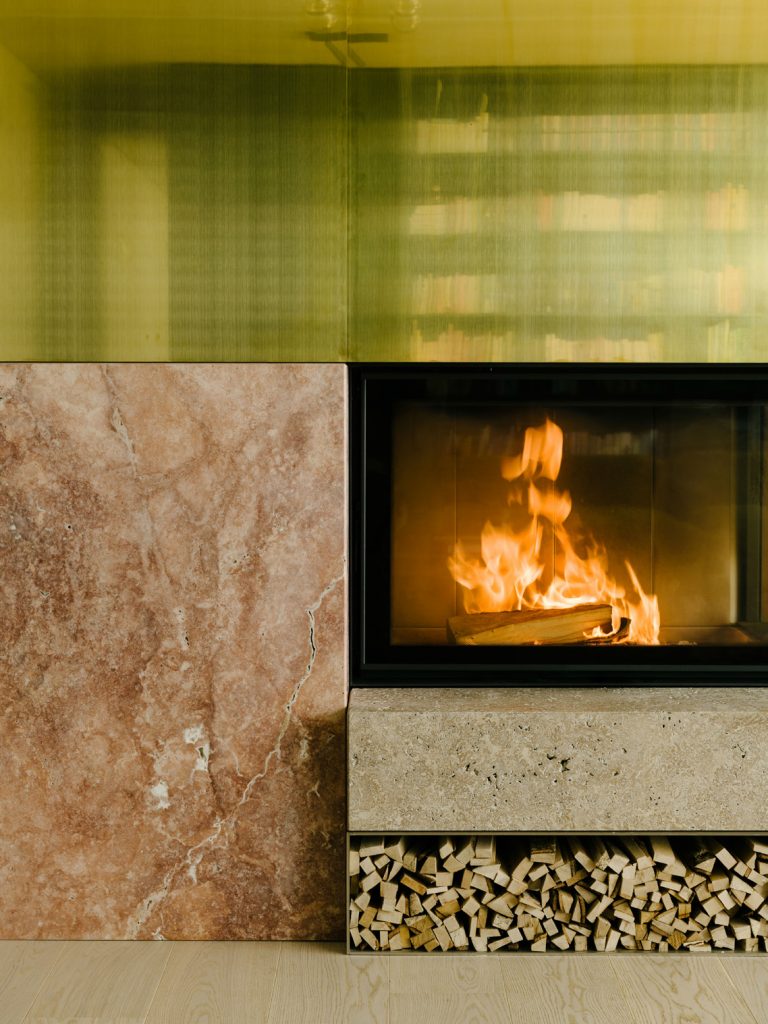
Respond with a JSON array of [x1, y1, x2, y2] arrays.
[[352, 365, 768, 684]]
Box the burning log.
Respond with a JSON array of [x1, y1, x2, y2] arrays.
[[349, 835, 768, 952], [448, 603, 613, 646]]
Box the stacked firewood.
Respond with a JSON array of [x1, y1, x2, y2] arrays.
[[348, 835, 768, 952]]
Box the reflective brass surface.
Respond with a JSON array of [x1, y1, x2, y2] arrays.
[[1, 5, 768, 361], [351, 67, 768, 363]]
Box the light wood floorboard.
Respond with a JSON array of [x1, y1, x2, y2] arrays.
[[500, 953, 638, 1024], [390, 953, 512, 1024], [266, 942, 388, 1024], [145, 941, 281, 1024], [22, 940, 172, 1024], [718, 958, 768, 1024], [0, 941, 66, 1024], [3, 941, 768, 1024], [608, 955, 760, 1024]]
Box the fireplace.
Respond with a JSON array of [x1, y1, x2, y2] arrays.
[[350, 363, 768, 684]]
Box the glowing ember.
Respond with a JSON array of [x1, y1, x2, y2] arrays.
[[448, 419, 660, 644]]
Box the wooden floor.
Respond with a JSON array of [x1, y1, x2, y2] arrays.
[[3, 940, 768, 1023]]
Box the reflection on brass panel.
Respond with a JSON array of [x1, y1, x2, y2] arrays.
[[7, 44, 768, 360], [350, 67, 768, 364], [5, 1, 768, 72], [0, 43, 42, 356], [101, 133, 169, 359], [166, 67, 347, 361], [653, 407, 735, 626], [0, 64, 347, 361]]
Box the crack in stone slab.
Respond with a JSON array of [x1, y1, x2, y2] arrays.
[[124, 563, 345, 938], [124, 856, 186, 940], [237, 565, 345, 809]]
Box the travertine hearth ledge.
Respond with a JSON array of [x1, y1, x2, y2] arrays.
[[348, 688, 768, 832]]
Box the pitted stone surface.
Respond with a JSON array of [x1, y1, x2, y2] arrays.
[[348, 687, 768, 832], [0, 364, 347, 939]]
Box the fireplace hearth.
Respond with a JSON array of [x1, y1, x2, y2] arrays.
[[350, 364, 768, 684]]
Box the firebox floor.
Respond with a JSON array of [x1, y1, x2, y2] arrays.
[[4, 939, 768, 1023], [662, 625, 764, 645]]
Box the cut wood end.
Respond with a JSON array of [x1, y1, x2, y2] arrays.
[[350, 835, 768, 954]]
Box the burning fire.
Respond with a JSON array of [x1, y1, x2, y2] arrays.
[[448, 419, 660, 644]]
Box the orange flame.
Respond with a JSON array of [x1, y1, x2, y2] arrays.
[[448, 419, 660, 644]]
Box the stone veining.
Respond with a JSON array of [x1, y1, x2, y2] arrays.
[[127, 563, 346, 937], [0, 363, 347, 940], [238, 566, 345, 808]]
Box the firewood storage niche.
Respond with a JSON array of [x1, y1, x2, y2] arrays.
[[348, 834, 768, 953], [351, 364, 768, 684]]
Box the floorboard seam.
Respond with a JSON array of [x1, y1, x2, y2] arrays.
[[140, 941, 175, 1024], [713, 957, 762, 1024], [264, 941, 284, 1024], [19, 942, 69, 1024]]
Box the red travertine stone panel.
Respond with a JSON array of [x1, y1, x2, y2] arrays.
[[0, 364, 346, 939]]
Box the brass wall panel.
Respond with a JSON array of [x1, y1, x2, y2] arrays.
[[0, 43, 42, 358], [165, 67, 347, 361], [350, 66, 768, 363], [7, 1, 768, 71], [5, 56, 768, 361], [3, 64, 348, 361]]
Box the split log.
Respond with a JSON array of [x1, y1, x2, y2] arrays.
[[448, 603, 613, 646], [349, 835, 768, 953]]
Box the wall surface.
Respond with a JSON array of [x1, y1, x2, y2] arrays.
[[352, 66, 768, 362], [0, 42, 41, 355], [40, 65, 347, 361], [4, 59, 768, 364], [0, 363, 347, 939]]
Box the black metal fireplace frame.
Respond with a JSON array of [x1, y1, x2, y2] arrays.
[[349, 363, 768, 686]]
